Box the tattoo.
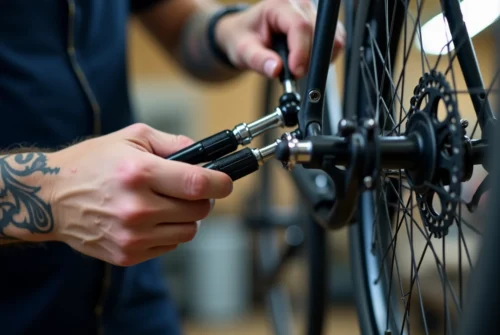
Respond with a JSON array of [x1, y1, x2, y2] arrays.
[[0, 153, 59, 240]]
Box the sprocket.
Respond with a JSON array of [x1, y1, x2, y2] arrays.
[[405, 70, 464, 238]]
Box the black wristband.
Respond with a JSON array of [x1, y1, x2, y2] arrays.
[[207, 4, 250, 69]]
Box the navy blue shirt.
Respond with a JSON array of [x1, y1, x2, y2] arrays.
[[0, 1, 181, 334]]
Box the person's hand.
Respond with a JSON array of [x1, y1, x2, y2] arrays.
[[214, 0, 346, 78], [47, 123, 233, 266]]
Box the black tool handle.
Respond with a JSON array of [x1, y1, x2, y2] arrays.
[[167, 130, 239, 164], [272, 34, 294, 83], [203, 148, 259, 181]]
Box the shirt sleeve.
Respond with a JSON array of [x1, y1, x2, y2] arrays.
[[130, 0, 166, 14]]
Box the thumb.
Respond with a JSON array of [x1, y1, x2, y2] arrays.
[[237, 38, 283, 78], [123, 123, 195, 157]]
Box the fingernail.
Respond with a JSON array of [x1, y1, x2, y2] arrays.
[[209, 199, 215, 211], [196, 220, 202, 229], [264, 59, 278, 77]]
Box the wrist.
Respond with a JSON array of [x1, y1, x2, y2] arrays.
[[0, 152, 61, 243], [208, 4, 250, 69]]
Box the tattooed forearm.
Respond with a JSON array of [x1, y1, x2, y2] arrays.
[[0, 152, 60, 245]]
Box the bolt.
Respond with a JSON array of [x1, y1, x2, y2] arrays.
[[285, 226, 304, 247], [363, 176, 373, 188], [364, 119, 376, 129], [338, 119, 356, 136], [460, 119, 469, 129], [339, 119, 348, 129], [314, 174, 329, 189], [280, 132, 292, 142], [308, 89, 321, 103]]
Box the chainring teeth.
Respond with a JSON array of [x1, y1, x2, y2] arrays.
[[408, 71, 463, 238]]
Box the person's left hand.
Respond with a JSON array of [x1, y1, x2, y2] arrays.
[[215, 0, 346, 78]]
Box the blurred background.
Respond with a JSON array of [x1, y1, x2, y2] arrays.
[[126, 1, 498, 334]]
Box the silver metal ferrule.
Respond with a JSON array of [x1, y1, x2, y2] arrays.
[[288, 139, 313, 168], [252, 140, 280, 166], [283, 79, 296, 94], [233, 108, 284, 145], [232, 123, 251, 145]]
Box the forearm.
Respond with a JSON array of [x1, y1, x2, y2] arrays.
[[0, 151, 59, 245], [137, 0, 242, 82]]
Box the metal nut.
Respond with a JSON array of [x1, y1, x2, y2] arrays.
[[363, 176, 374, 189], [308, 89, 321, 103], [364, 119, 376, 129]]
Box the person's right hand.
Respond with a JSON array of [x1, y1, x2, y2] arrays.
[[47, 123, 233, 266]]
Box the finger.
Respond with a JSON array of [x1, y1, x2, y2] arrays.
[[286, 20, 313, 77], [152, 221, 198, 246], [286, 1, 316, 76], [124, 123, 195, 157], [146, 156, 233, 200], [264, 2, 315, 77], [132, 193, 213, 223], [196, 199, 215, 229], [233, 35, 282, 78]]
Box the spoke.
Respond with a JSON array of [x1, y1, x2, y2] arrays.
[[470, 69, 500, 138], [453, 207, 482, 236], [385, 0, 427, 123], [387, 112, 411, 136], [403, 191, 430, 335], [379, 94, 401, 130], [366, 24, 410, 118], [415, 0, 432, 76], [399, 232, 432, 335], [398, 0, 409, 137], [470, 119, 480, 139], [455, 216, 476, 269], [374, 191, 407, 284], [449, 88, 500, 95], [431, 8, 477, 73], [377, 0, 400, 130], [383, 181, 463, 315], [361, 59, 379, 119], [440, 2, 460, 136], [405, 208, 463, 315], [442, 234, 452, 333], [369, 28, 381, 121], [379, 179, 408, 330]]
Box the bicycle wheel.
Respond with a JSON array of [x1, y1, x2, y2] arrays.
[[347, 0, 498, 334]]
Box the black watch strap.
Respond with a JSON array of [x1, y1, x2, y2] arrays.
[[207, 4, 250, 68]]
